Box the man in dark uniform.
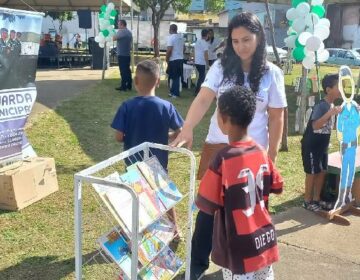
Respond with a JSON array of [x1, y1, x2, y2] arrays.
[[7, 30, 17, 54], [14, 32, 22, 55], [0, 28, 9, 55]]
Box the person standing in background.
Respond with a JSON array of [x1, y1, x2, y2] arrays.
[[207, 29, 224, 66], [166, 24, 185, 98], [113, 19, 133, 92], [194, 29, 209, 95]]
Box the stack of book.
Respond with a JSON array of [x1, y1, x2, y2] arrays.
[[93, 156, 184, 279]]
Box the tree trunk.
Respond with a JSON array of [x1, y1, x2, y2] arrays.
[[153, 23, 160, 57], [264, 0, 280, 65], [151, 12, 160, 57]]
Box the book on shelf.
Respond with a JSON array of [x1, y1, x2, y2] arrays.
[[140, 246, 183, 280], [92, 172, 130, 236], [138, 216, 176, 266], [97, 227, 136, 279], [136, 156, 183, 210], [92, 171, 154, 234]]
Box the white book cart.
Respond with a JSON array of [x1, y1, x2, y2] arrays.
[[74, 142, 196, 279]]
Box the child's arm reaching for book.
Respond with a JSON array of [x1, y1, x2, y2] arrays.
[[115, 130, 124, 142], [312, 105, 341, 131]]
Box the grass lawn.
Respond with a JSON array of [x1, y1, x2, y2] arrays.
[[0, 63, 359, 279]]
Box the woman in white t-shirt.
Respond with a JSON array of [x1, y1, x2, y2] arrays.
[[207, 29, 224, 66], [171, 12, 287, 280]]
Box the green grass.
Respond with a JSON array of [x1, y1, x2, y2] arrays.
[[0, 63, 359, 279]]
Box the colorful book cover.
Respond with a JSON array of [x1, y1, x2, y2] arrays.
[[147, 216, 175, 245], [137, 157, 183, 210], [106, 189, 153, 233], [139, 263, 158, 280], [138, 233, 163, 266], [120, 169, 162, 224], [92, 172, 130, 236], [158, 246, 183, 274], [98, 228, 133, 278]]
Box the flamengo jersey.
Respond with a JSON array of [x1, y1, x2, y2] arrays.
[[196, 140, 283, 274]]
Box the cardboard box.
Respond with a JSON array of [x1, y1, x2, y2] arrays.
[[0, 157, 58, 211]]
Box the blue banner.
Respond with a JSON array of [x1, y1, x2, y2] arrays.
[[0, 8, 43, 165], [225, 0, 242, 11], [189, 0, 206, 12]]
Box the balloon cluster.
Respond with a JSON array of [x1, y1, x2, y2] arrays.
[[95, 2, 118, 48], [284, 0, 330, 69]]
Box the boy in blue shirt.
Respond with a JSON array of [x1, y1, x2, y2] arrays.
[[111, 60, 184, 233], [111, 59, 184, 169]]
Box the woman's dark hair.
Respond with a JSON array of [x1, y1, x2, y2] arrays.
[[221, 12, 268, 94], [208, 28, 214, 44]]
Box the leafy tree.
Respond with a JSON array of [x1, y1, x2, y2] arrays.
[[133, 0, 191, 57], [46, 11, 74, 32], [206, 0, 225, 13]]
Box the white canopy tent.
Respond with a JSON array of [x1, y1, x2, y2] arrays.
[[0, 0, 137, 12]]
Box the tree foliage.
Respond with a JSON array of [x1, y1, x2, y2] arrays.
[[46, 11, 74, 32], [206, 0, 225, 13]]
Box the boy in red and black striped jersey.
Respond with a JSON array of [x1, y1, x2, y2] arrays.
[[195, 86, 283, 280]]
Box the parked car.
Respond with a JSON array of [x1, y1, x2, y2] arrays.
[[266, 46, 288, 64], [353, 48, 360, 55], [326, 48, 360, 66]]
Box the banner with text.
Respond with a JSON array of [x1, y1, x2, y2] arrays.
[[0, 8, 43, 164]]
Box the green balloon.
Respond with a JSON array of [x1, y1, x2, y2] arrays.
[[100, 5, 107, 12], [110, 10, 118, 17], [292, 47, 305, 61], [109, 18, 115, 25], [291, 0, 306, 8], [295, 38, 302, 47], [311, 5, 325, 18], [289, 20, 293, 26], [99, 13, 105, 19], [102, 29, 110, 37]]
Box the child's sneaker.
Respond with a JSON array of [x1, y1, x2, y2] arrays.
[[303, 201, 321, 211]]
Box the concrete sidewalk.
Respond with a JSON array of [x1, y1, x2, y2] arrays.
[[30, 68, 106, 121], [202, 207, 360, 280]]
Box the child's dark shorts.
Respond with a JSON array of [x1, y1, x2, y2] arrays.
[[301, 144, 328, 174]]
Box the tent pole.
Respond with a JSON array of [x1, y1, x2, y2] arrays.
[[130, 0, 135, 73]]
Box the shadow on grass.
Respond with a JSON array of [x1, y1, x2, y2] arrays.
[[0, 251, 104, 280], [0, 255, 73, 280]]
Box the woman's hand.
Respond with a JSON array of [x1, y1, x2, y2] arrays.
[[170, 126, 194, 149]]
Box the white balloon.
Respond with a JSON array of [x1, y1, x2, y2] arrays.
[[284, 35, 297, 49], [99, 42, 105, 48], [99, 32, 105, 39], [94, 36, 100, 43], [306, 36, 322, 51], [318, 18, 330, 28], [286, 8, 299, 21], [317, 49, 330, 62], [305, 13, 319, 28], [319, 41, 325, 51], [311, 0, 324, 5], [293, 18, 306, 33], [296, 2, 310, 17], [108, 2, 115, 10], [314, 25, 330, 41], [304, 48, 315, 57], [303, 55, 315, 69], [298, 32, 312, 46], [287, 27, 296, 36]]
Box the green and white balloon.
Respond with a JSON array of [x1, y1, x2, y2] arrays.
[[284, 0, 330, 69], [95, 2, 117, 49]]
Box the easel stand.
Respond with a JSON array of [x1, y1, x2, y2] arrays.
[[316, 201, 360, 226]]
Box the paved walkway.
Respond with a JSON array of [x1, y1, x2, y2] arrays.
[[202, 207, 360, 280], [30, 67, 107, 121]]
